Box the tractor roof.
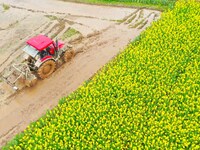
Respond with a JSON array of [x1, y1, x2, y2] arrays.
[[26, 35, 53, 51]]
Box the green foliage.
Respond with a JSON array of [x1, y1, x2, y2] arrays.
[[102, 0, 175, 7], [45, 15, 58, 20], [63, 0, 176, 10], [62, 28, 80, 40], [3, 0, 200, 149], [2, 3, 10, 11]]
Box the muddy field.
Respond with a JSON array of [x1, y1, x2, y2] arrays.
[[0, 0, 160, 147]]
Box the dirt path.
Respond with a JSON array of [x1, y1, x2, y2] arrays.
[[0, 0, 160, 147]]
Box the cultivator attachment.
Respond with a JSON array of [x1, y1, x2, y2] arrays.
[[1, 63, 37, 90]]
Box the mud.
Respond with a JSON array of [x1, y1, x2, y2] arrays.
[[0, 0, 160, 147]]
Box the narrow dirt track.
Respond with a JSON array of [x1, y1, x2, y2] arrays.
[[0, 0, 160, 147]]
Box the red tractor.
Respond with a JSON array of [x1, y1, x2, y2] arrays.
[[1, 35, 74, 90], [23, 34, 74, 79]]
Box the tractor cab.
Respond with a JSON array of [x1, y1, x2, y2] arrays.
[[23, 35, 64, 60], [21, 35, 72, 79], [26, 35, 56, 59], [26, 35, 54, 52]]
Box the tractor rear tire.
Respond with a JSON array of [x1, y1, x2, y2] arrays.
[[37, 60, 56, 79], [64, 49, 75, 62]]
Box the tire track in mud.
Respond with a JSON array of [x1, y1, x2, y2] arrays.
[[119, 8, 160, 30], [0, 25, 117, 147], [123, 9, 141, 24], [0, 15, 29, 30], [0, 22, 49, 73], [0, 9, 107, 73], [9, 4, 110, 21], [0, 24, 110, 106], [0, 16, 104, 104], [1, 1, 139, 73], [0, 122, 22, 142], [0, 2, 161, 147]]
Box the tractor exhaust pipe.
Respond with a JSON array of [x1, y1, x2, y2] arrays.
[[56, 38, 59, 50], [55, 38, 59, 57]]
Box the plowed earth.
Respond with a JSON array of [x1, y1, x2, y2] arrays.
[[0, 0, 160, 147]]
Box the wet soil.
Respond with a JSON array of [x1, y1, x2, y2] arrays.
[[0, 0, 160, 147]]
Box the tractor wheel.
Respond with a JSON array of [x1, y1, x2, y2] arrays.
[[37, 60, 56, 79], [64, 49, 75, 62]]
